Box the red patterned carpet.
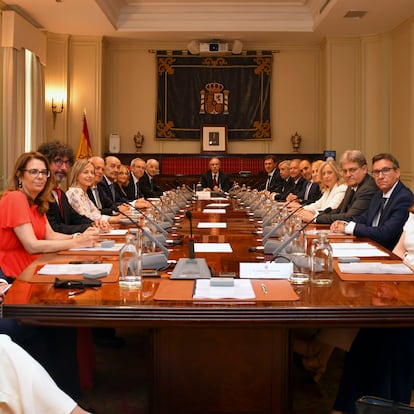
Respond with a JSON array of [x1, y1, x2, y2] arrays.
[[79, 327, 346, 414]]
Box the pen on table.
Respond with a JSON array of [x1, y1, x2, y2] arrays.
[[261, 283, 268, 295]]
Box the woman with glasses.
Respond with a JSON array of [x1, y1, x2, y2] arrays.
[[0, 151, 99, 280], [0, 151, 100, 401]]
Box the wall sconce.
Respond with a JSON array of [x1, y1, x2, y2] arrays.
[[51, 98, 64, 129]]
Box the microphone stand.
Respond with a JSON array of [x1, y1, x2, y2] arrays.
[[271, 207, 332, 259]]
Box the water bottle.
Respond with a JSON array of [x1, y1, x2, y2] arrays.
[[119, 232, 142, 288], [310, 230, 333, 286]]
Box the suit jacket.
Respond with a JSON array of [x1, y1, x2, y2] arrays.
[[258, 168, 284, 193], [353, 180, 413, 251], [201, 170, 231, 192], [274, 177, 295, 201], [316, 174, 379, 224], [47, 190, 93, 234], [87, 186, 115, 216], [124, 172, 145, 201], [98, 177, 128, 204], [290, 176, 306, 197], [298, 181, 322, 204], [139, 172, 164, 198]]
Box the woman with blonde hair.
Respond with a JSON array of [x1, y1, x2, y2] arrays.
[[290, 158, 347, 222], [66, 159, 123, 228], [117, 164, 130, 199]]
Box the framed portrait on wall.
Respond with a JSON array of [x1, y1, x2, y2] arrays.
[[201, 125, 227, 153]]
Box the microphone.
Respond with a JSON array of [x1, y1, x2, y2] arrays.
[[146, 199, 174, 224], [129, 204, 169, 235], [113, 206, 170, 257], [261, 196, 302, 227], [170, 210, 211, 279], [186, 210, 195, 259], [262, 202, 305, 244], [271, 207, 332, 259]]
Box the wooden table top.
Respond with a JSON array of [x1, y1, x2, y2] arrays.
[[4, 197, 414, 328]]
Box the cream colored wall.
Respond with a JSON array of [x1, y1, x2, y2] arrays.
[[390, 17, 414, 188], [40, 15, 414, 192], [101, 42, 321, 155]]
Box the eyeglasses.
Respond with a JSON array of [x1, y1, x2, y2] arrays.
[[371, 167, 396, 177], [52, 158, 72, 167], [23, 169, 51, 178], [341, 167, 360, 175]]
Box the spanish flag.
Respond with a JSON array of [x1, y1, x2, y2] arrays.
[[76, 114, 93, 159]]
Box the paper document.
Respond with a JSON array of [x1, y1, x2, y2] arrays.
[[102, 229, 128, 236], [239, 262, 293, 279], [194, 243, 233, 253], [331, 242, 389, 257], [338, 262, 412, 274], [206, 203, 230, 208], [197, 222, 227, 229], [70, 243, 124, 252], [38, 263, 113, 275], [202, 209, 226, 214], [193, 279, 255, 299]]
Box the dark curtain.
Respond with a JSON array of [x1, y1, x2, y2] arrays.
[[156, 52, 272, 140]]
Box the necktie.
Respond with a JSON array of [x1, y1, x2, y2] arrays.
[[54, 187, 64, 218], [304, 182, 312, 200], [266, 175, 271, 191], [373, 197, 387, 227], [93, 187, 102, 209], [340, 188, 355, 213], [109, 183, 115, 201], [212, 174, 217, 187], [136, 181, 141, 199]]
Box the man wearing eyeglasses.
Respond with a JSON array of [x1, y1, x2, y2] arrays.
[[315, 150, 379, 224], [37, 141, 93, 234], [330, 153, 413, 250]]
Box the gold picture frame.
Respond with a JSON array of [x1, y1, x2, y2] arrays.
[[201, 125, 227, 153]]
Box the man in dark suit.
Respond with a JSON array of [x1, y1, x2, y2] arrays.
[[316, 150, 379, 224], [88, 155, 119, 215], [287, 159, 322, 203], [273, 160, 294, 201], [98, 155, 128, 204], [139, 158, 164, 198], [201, 157, 231, 192], [37, 141, 93, 234], [288, 158, 306, 198], [331, 153, 413, 251], [258, 155, 284, 193], [125, 157, 146, 201]]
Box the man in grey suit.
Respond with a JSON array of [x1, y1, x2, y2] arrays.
[[316, 150, 379, 224]]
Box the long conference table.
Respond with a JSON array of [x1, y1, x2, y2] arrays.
[[4, 197, 414, 414]]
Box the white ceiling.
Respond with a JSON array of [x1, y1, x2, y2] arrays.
[[2, 0, 414, 46]]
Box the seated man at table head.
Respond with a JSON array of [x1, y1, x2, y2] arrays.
[[315, 149, 379, 224], [139, 158, 164, 198], [0, 151, 99, 279], [331, 153, 413, 251], [201, 157, 231, 193], [37, 141, 94, 234], [258, 154, 283, 193]]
